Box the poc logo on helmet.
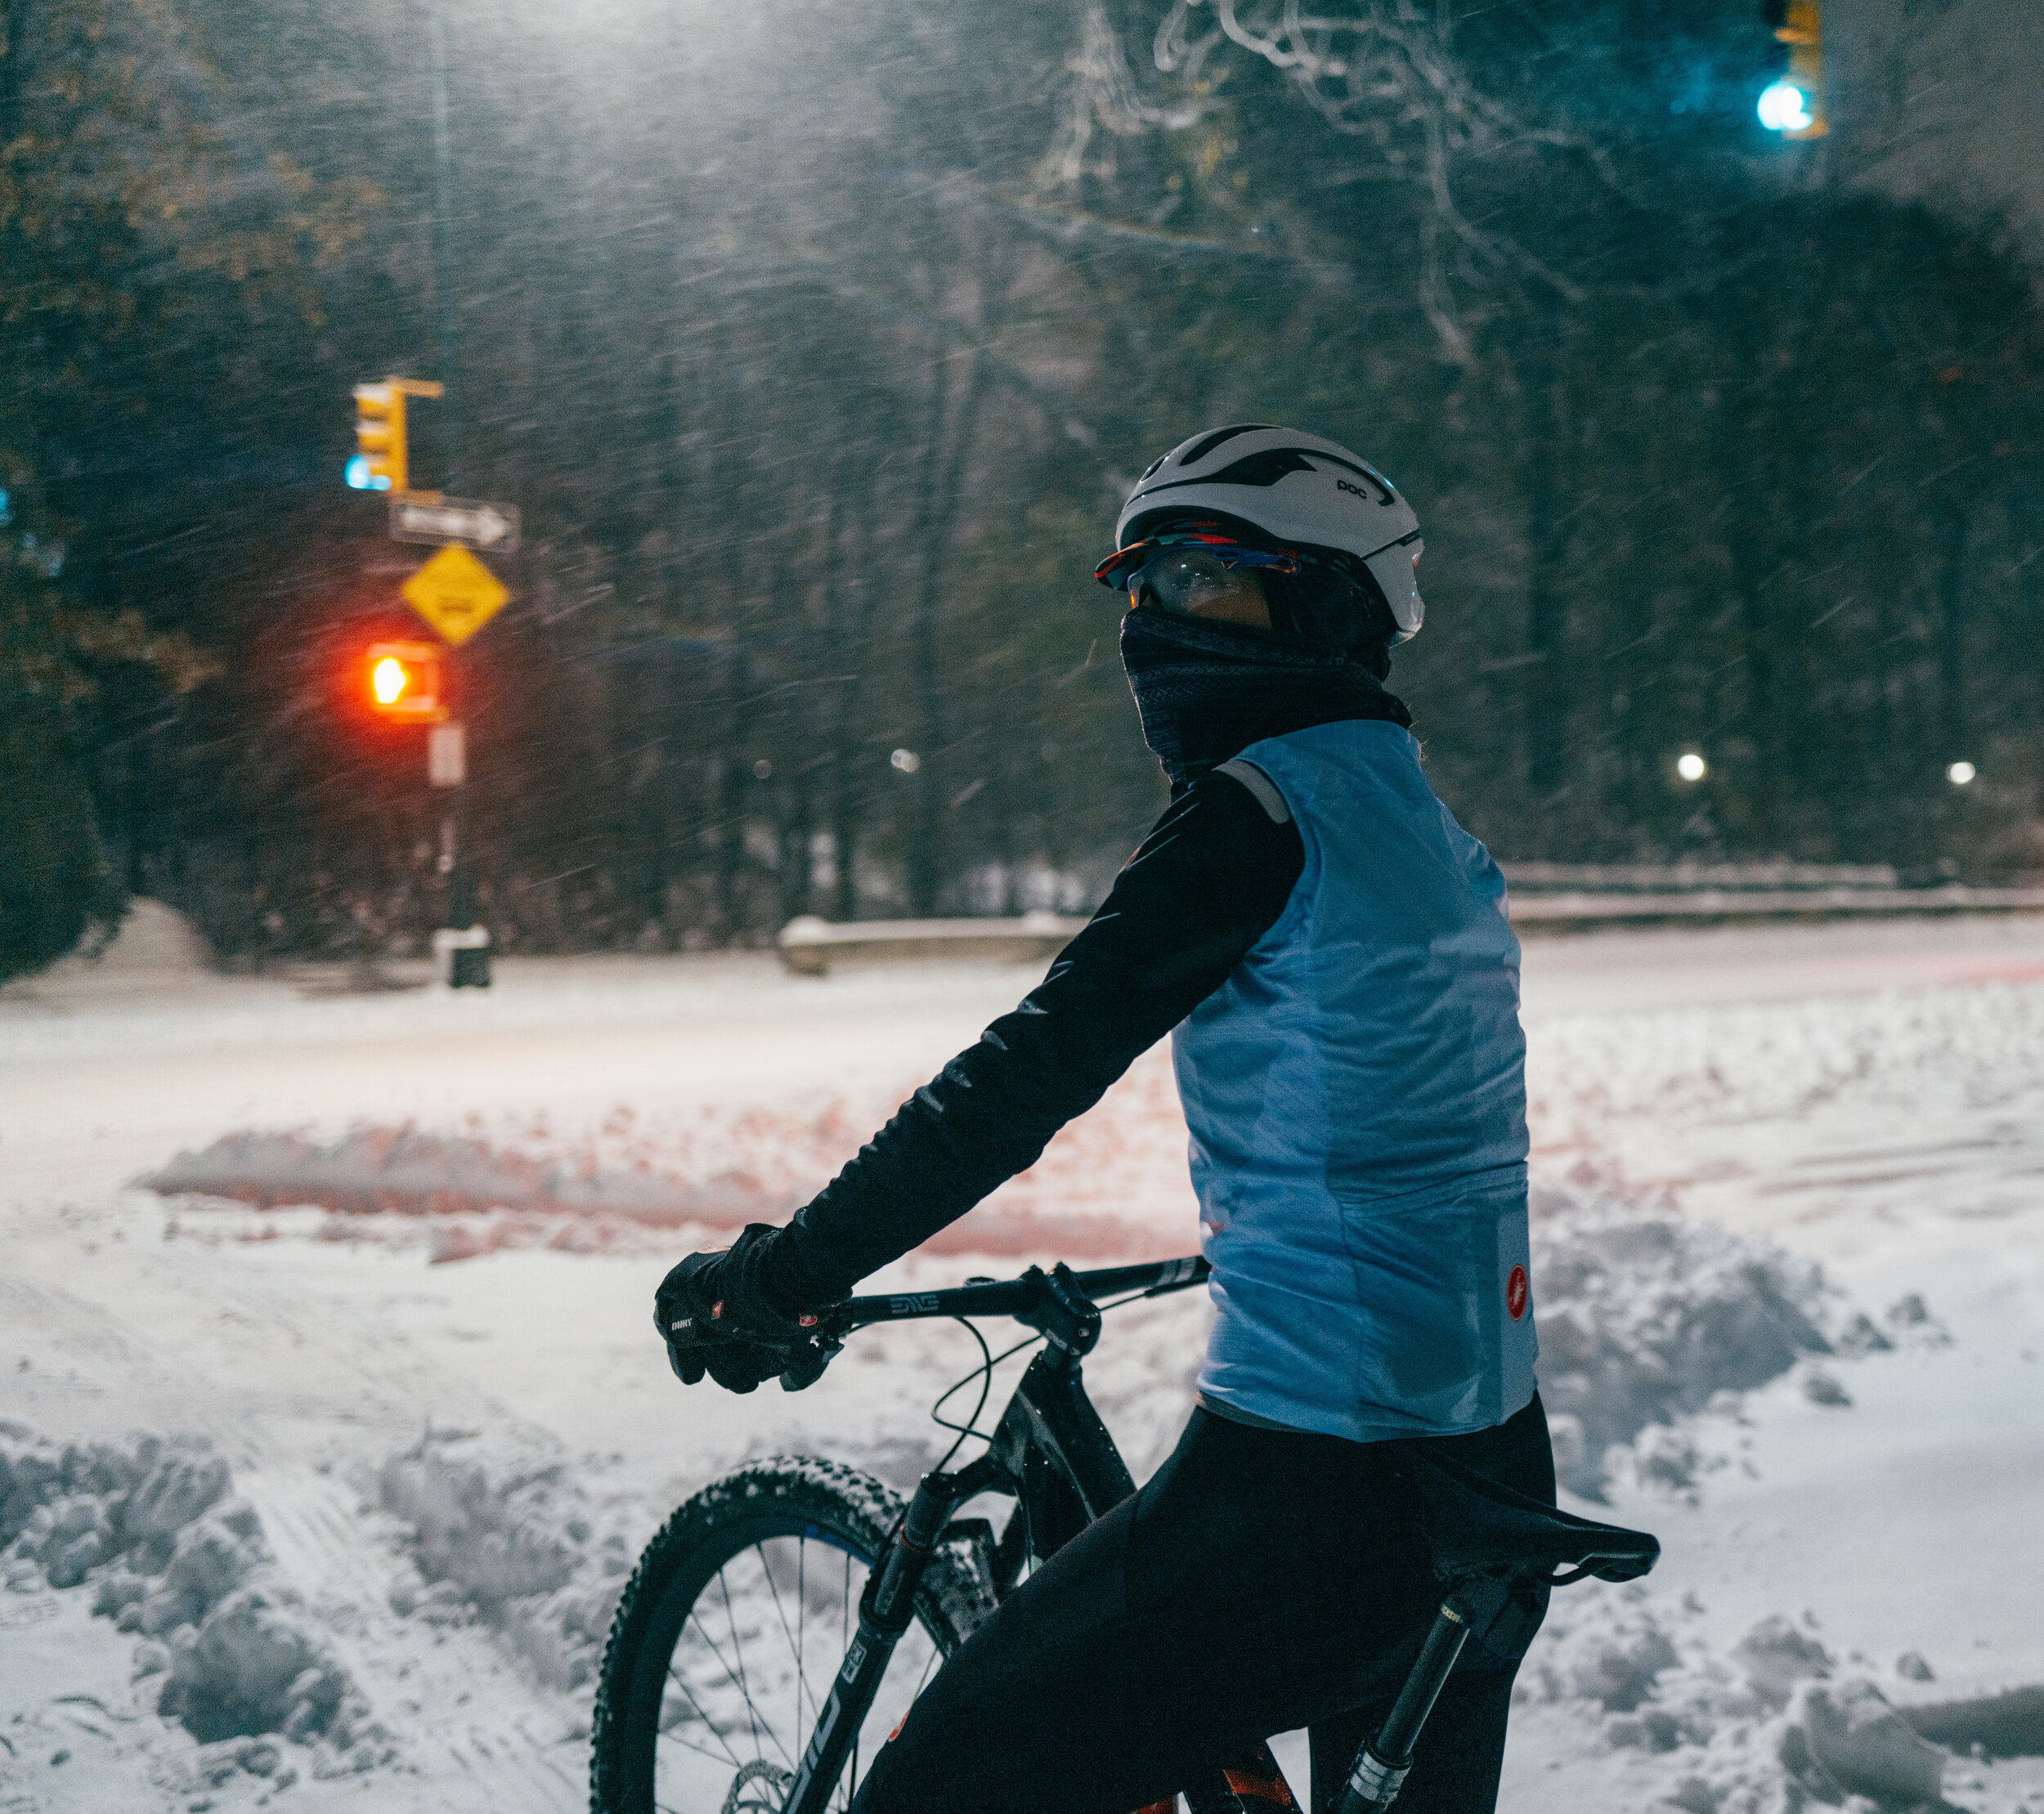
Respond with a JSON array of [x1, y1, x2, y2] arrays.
[[1336, 478, 1373, 500]]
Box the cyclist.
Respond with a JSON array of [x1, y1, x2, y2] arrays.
[[657, 426, 1554, 1814]]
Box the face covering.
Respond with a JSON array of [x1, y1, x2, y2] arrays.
[[1118, 606, 1411, 793]]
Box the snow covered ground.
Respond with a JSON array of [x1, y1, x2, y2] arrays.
[[3, 907, 2043, 1813]]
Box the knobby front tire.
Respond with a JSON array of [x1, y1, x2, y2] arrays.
[[590, 1457, 993, 1814]]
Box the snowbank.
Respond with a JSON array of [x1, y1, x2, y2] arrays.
[[378, 1431, 636, 1691], [1522, 1591, 1956, 1812], [141, 1103, 1177, 1262], [0, 1421, 386, 1778], [24, 898, 213, 988], [141, 1121, 800, 1230], [1527, 1185, 1837, 1496]]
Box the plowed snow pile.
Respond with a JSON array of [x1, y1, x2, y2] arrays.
[[139, 1047, 1194, 1261], [1531, 1186, 1845, 1497], [1520, 1593, 1954, 1813], [378, 1431, 639, 1691], [0, 1422, 388, 1788]]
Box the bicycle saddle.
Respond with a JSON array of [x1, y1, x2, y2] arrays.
[[1393, 1449, 1659, 1663], [1411, 1449, 1660, 1588]]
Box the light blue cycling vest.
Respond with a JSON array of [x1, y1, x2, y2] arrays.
[[1177, 718, 1537, 1445]]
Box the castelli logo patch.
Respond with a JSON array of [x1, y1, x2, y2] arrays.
[[1506, 1264, 1529, 1322]]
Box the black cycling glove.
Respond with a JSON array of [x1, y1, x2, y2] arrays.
[[654, 1225, 840, 1394]]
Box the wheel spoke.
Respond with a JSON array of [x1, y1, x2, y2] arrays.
[[719, 1563, 795, 1770], [661, 1662, 746, 1767], [655, 1725, 753, 1769], [677, 1601, 791, 1774], [757, 1539, 815, 1729], [681, 1601, 787, 1769]]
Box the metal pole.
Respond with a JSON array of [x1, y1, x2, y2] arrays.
[[428, 0, 460, 491], [426, 0, 486, 985], [442, 652, 489, 987]]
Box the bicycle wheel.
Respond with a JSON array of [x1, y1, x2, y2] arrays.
[[591, 1456, 993, 1814]]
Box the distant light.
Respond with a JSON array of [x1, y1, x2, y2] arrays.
[[345, 455, 391, 492], [890, 748, 921, 774], [752, 758, 773, 780], [1947, 761, 1976, 786], [372, 656, 409, 705], [1676, 751, 1708, 782], [1758, 80, 1813, 132]]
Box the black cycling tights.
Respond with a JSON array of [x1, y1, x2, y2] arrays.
[[852, 1394, 1555, 1814]]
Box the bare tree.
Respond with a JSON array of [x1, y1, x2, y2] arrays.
[[1038, 0, 1589, 361]]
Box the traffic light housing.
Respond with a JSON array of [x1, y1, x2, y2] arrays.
[[352, 384, 406, 493], [365, 641, 445, 721], [1759, 0, 1827, 138], [348, 376, 444, 495]]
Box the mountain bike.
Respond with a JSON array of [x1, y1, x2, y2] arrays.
[[590, 1256, 1658, 1814]]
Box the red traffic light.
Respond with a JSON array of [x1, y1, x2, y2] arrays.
[[365, 641, 445, 721]]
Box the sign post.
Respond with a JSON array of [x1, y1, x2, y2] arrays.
[[401, 548, 509, 988]]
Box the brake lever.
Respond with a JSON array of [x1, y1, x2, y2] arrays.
[[779, 1313, 849, 1392]]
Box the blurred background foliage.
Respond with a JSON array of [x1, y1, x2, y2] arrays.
[[2, 0, 2040, 974]]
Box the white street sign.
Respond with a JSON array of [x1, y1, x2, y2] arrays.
[[389, 495, 521, 553], [428, 721, 467, 788]]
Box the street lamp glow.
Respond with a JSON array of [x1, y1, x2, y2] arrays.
[[1758, 80, 1813, 132], [1676, 751, 1708, 782], [372, 656, 410, 705], [1946, 761, 1976, 786], [345, 454, 391, 492], [890, 748, 921, 774]]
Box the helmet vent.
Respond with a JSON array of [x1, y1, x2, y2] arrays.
[[1179, 423, 1280, 467], [1147, 446, 1317, 493]]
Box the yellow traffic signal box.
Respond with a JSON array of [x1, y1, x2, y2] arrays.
[[353, 384, 406, 493], [350, 377, 446, 496]]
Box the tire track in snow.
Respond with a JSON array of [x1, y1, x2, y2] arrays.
[[1, 1268, 586, 1814], [251, 1466, 585, 1814]]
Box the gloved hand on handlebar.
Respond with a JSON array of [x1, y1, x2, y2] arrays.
[[654, 1225, 841, 1394]]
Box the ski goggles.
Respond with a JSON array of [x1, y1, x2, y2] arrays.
[[1094, 534, 1302, 611]]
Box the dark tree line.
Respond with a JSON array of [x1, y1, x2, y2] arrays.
[[3, 0, 2040, 978]]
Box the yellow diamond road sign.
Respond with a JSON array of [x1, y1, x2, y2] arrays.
[[401, 544, 509, 647]]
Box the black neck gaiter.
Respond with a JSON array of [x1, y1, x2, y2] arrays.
[[1118, 607, 1413, 793]]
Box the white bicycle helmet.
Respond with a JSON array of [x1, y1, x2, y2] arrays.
[[1100, 424, 1424, 643]]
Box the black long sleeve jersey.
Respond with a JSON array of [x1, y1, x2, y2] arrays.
[[763, 768, 1307, 1310]]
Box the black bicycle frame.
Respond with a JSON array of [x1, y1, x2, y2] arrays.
[[778, 1256, 1208, 1814]]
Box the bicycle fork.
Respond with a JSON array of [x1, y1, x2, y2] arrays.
[[779, 1462, 987, 1814]]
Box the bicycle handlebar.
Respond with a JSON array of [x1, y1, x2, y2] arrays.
[[830, 1254, 1208, 1331]]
